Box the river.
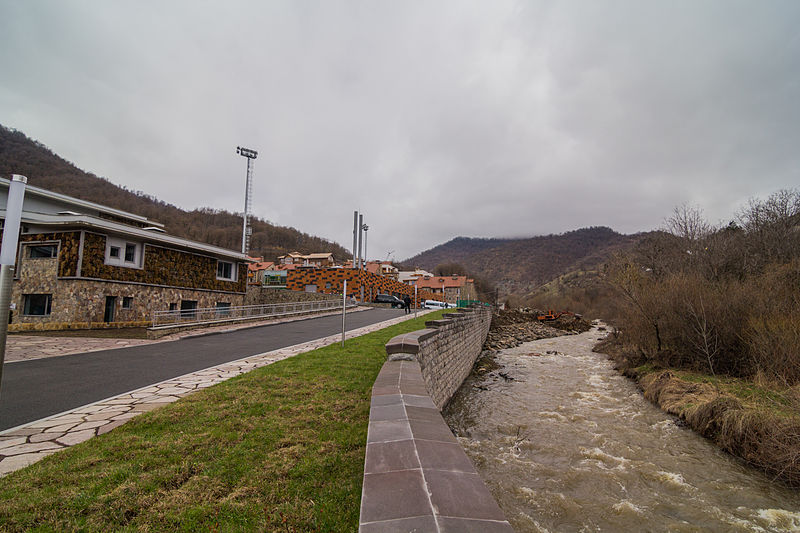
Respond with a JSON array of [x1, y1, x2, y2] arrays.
[[443, 323, 800, 532]]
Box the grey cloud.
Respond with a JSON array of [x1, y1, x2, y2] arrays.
[[1, 0, 798, 260]]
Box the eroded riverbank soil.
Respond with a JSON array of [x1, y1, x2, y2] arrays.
[[444, 324, 800, 532]]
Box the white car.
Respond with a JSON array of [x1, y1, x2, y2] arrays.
[[423, 300, 452, 309]]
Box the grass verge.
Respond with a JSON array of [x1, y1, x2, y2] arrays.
[[0, 310, 448, 532]]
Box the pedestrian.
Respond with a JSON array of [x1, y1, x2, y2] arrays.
[[403, 295, 412, 314]]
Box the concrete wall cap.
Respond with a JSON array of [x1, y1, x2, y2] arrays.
[[425, 319, 454, 328], [385, 328, 439, 355]]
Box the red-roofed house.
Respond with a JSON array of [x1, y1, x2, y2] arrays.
[[412, 275, 476, 305], [247, 259, 276, 285]]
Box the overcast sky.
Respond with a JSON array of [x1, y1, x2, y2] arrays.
[[1, 1, 798, 260]]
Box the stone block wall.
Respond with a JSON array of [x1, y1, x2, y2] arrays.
[[16, 231, 82, 277], [10, 278, 245, 330], [81, 232, 247, 293], [384, 306, 491, 409]]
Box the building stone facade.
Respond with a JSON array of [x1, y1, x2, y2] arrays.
[[1, 178, 248, 331]]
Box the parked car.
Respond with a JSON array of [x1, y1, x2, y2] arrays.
[[423, 300, 452, 309], [374, 294, 404, 308]]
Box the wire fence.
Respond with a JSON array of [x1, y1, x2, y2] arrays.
[[150, 298, 355, 329]]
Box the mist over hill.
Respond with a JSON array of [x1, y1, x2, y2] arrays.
[[405, 227, 646, 296], [0, 125, 351, 261]]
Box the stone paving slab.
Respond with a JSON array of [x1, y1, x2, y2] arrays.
[[0, 310, 433, 477], [4, 306, 373, 363], [359, 357, 514, 532]]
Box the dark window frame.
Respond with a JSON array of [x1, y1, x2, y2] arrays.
[[216, 260, 236, 281], [124, 243, 137, 263], [122, 296, 134, 309], [27, 244, 58, 259], [23, 294, 52, 316]]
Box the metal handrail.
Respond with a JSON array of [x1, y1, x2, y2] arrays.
[[151, 298, 355, 328]]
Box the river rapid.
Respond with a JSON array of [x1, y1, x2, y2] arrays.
[[443, 324, 800, 532]]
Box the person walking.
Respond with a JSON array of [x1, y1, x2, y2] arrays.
[[403, 295, 412, 314]]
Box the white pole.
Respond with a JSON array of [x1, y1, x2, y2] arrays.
[[341, 279, 347, 347], [352, 211, 358, 268], [0, 175, 28, 399]]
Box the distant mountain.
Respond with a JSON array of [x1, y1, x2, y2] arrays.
[[405, 227, 644, 296], [0, 125, 350, 261]]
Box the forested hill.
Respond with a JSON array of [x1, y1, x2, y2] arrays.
[[0, 125, 350, 261], [405, 227, 644, 295]]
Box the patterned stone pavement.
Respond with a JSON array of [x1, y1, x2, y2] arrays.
[[0, 309, 433, 476]]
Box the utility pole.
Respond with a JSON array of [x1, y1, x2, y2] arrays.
[[362, 223, 369, 267], [236, 146, 258, 255], [0, 175, 27, 400], [357, 213, 364, 270], [352, 211, 358, 268]]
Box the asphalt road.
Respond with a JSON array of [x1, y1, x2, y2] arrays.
[[0, 308, 406, 431]]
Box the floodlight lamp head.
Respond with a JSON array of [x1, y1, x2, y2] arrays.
[[236, 146, 258, 159]]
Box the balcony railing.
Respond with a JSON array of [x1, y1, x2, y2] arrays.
[[150, 298, 355, 329]]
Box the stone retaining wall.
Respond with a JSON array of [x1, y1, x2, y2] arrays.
[[244, 286, 338, 305], [385, 306, 491, 409], [359, 305, 512, 531]]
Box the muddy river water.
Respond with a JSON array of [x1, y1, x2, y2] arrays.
[[443, 324, 800, 532]]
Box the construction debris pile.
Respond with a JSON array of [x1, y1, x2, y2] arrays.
[[483, 308, 592, 351]]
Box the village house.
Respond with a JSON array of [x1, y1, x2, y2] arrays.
[[277, 251, 337, 268], [397, 268, 434, 285], [365, 260, 399, 280], [411, 274, 476, 305], [0, 178, 249, 330], [247, 258, 275, 285]]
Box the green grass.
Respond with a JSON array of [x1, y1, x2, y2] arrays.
[[0, 310, 448, 532]]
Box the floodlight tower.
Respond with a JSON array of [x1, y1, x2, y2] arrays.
[[362, 223, 369, 268], [236, 146, 258, 255]]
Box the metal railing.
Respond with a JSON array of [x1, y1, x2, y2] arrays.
[[151, 298, 355, 329]]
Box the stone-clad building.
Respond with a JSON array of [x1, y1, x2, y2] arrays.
[[0, 178, 249, 330]]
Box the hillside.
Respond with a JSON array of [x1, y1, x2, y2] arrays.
[[0, 125, 350, 261], [405, 227, 644, 296]]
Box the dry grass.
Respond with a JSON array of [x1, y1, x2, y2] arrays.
[[636, 368, 800, 487]]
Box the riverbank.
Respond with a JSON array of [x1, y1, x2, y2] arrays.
[[445, 324, 800, 532], [594, 336, 800, 488]]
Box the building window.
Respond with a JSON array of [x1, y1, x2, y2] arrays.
[[325, 282, 332, 289], [28, 244, 58, 259], [105, 236, 143, 268], [180, 300, 197, 319], [23, 294, 52, 316], [169, 303, 177, 311], [122, 296, 133, 309], [124, 243, 136, 263], [216, 260, 236, 281], [216, 302, 231, 317]]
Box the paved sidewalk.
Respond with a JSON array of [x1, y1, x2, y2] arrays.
[[4, 307, 371, 363], [0, 309, 433, 476]]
